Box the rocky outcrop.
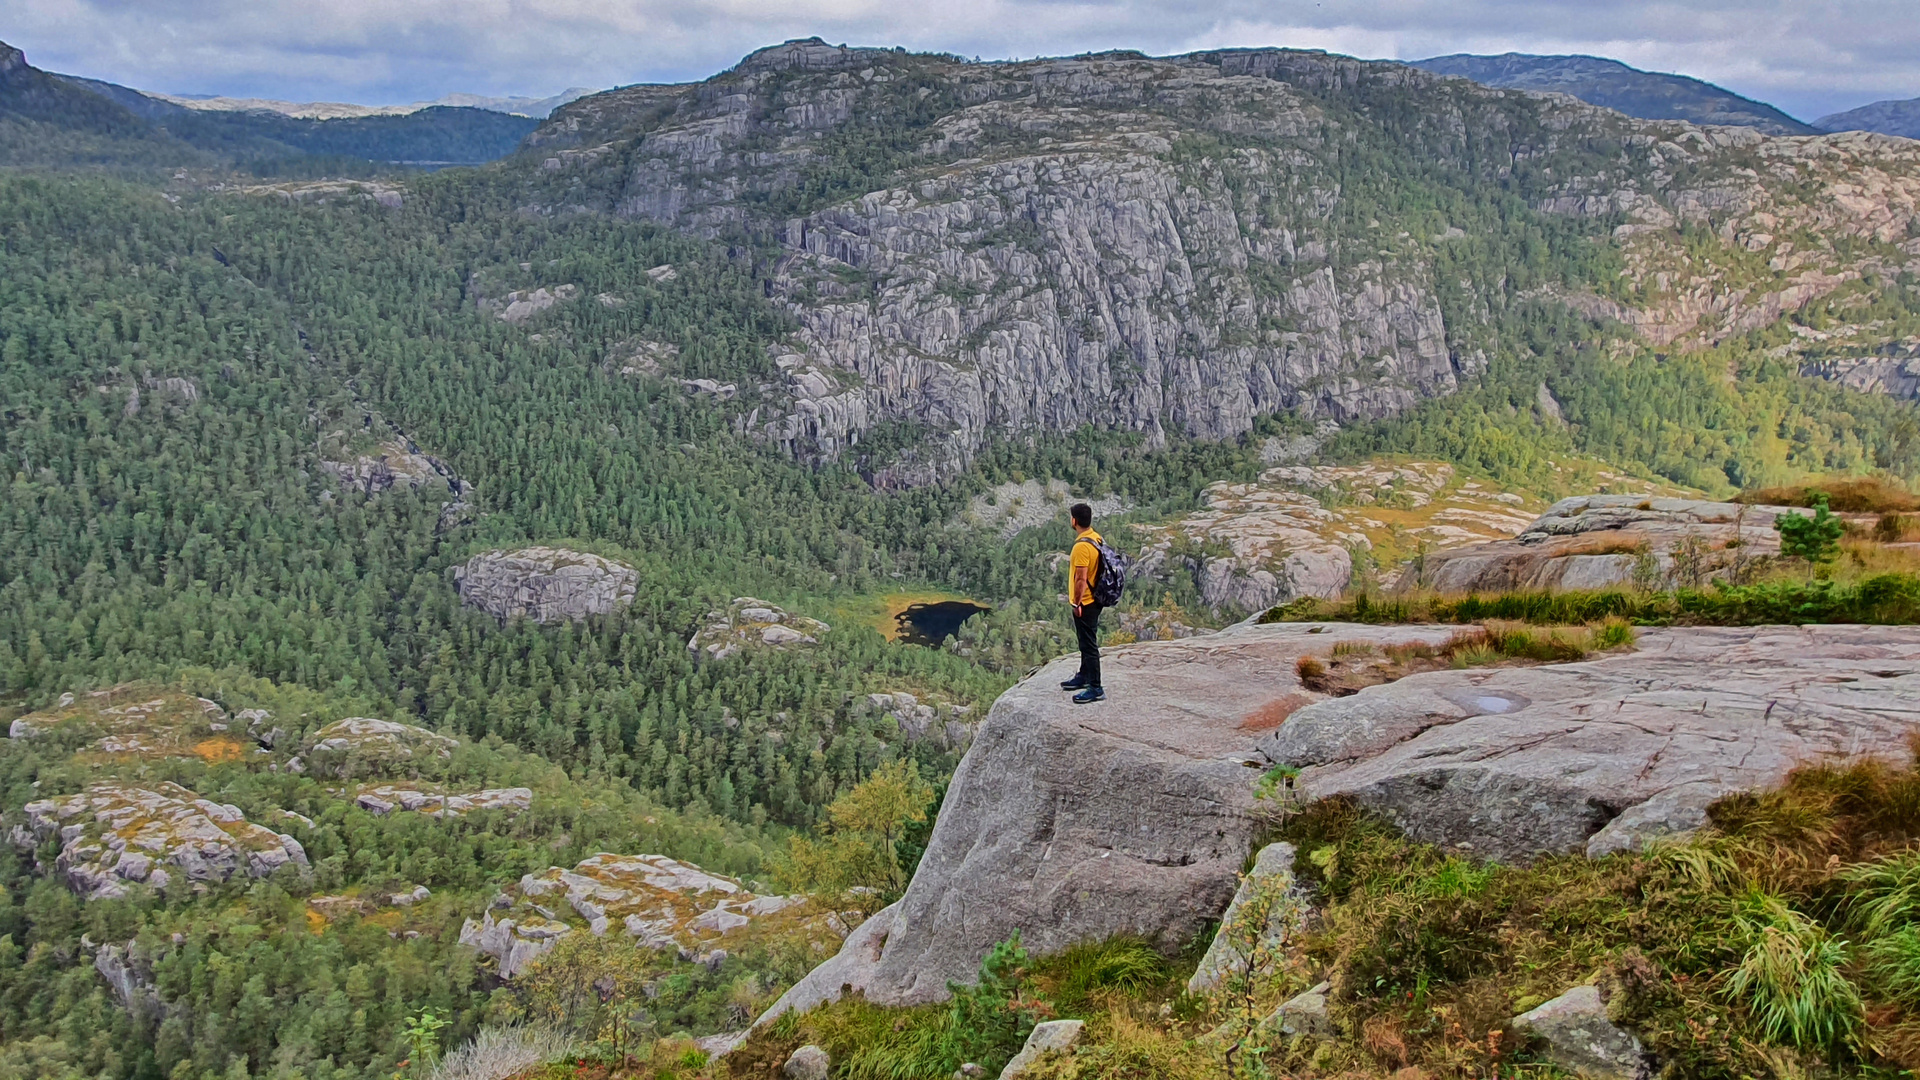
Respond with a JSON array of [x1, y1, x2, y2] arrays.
[[21, 782, 309, 899], [767, 619, 1920, 1011], [1135, 461, 1541, 612], [296, 717, 456, 778], [1260, 624, 1920, 861], [1511, 985, 1653, 1080], [688, 598, 830, 661], [959, 480, 1129, 541], [759, 620, 1460, 1013], [320, 439, 471, 499], [1409, 495, 1794, 593], [7, 688, 255, 762], [1802, 353, 1920, 401], [480, 284, 580, 325], [455, 547, 638, 623], [857, 692, 975, 750], [355, 784, 532, 817], [461, 852, 816, 977]]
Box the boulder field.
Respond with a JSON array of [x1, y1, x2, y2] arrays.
[[760, 619, 1920, 1019]]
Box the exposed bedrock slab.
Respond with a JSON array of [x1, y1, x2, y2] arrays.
[[766, 621, 1920, 1016], [1259, 624, 1920, 861]]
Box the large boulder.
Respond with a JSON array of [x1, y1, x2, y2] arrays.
[[20, 781, 309, 899], [760, 621, 1459, 1012], [455, 546, 638, 623], [766, 620, 1920, 1011], [1409, 495, 1803, 593], [1260, 624, 1920, 862]]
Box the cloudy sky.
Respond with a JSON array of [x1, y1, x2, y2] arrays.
[[4, 0, 1915, 122]]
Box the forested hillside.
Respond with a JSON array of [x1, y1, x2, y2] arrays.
[[2, 35, 1920, 1080]]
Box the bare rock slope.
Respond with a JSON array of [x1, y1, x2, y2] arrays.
[[764, 620, 1920, 1015]]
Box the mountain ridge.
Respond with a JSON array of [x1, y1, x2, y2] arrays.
[[1408, 52, 1818, 135]]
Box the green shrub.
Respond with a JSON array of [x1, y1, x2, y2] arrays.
[[1038, 936, 1170, 1014], [1775, 495, 1847, 567], [944, 932, 1050, 1073]]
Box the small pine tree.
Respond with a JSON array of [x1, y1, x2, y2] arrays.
[[1774, 494, 1846, 569]]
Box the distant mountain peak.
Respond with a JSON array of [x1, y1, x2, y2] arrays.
[[1817, 96, 1920, 140], [1409, 52, 1817, 136]]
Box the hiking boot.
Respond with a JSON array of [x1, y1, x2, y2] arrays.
[[1072, 687, 1106, 704], [1060, 675, 1089, 691]]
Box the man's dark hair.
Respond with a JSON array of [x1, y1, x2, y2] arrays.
[[1070, 502, 1093, 528]]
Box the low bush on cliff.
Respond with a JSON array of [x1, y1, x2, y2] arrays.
[[1265, 571, 1920, 628]]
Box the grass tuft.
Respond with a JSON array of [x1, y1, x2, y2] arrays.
[[1725, 891, 1864, 1052]]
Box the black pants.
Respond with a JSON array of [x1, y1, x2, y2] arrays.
[[1073, 602, 1104, 688]]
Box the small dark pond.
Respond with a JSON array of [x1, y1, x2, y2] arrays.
[[895, 600, 990, 647]]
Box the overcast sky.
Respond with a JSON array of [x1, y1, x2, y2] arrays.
[[3, 0, 1915, 122]]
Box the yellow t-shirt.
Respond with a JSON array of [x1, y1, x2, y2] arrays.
[[1069, 528, 1102, 606]]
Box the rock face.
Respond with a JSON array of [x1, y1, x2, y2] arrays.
[[320, 439, 470, 499], [455, 546, 638, 623], [460, 852, 816, 977], [531, 41, 1920, 478], [20, 782, 309, 899], [688, 597, 830, 661], [1803, 354, 1920, 401], [297, 717, 457, 778], [1409, 495, 1794, 593], [481, 283, 580, 324], [1260, 624, 1920, 861], [1136, 461, 1541, 612], [1511, 985, 1652, 1080], [769, 619, 1920, 1011]]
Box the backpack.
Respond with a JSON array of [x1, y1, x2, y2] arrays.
[[1077, 536, 1130, 607]]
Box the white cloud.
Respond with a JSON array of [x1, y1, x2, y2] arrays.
[[1, 0, 1914, 120]]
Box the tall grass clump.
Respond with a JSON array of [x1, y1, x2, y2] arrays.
[[1725, 891, 1864, 1052]]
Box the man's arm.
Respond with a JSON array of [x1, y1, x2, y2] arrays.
[[1071, 564, 1088, 616]]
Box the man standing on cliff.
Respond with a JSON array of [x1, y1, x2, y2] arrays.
[[1061, 502, 1106, 703]]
